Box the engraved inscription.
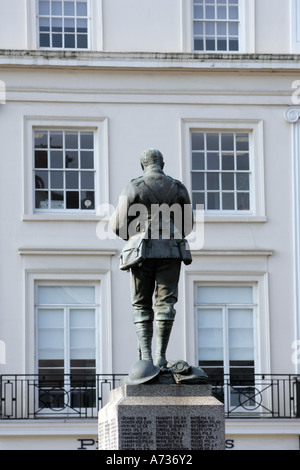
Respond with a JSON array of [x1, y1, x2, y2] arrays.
[[156, 416, 188, 450], [120, 416, 154, 450], [191, 416, 222, 450], [98, 418, 117, 449]]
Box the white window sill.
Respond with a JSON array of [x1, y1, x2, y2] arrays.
[[202, 215, 267, 223], [23, 213, 101, 222]]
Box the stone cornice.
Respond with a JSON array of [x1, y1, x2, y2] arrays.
[[1, 50, 300, 71]]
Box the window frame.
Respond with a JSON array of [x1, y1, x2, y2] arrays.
[[195, 284, 257, 412], [33, 129, 96, 213], [35, 281, 99, 415], [191, 130, 252, 214], [181, 0, 255, 53], [181, 118, 265, 222], [37, 0, 90, 50], [26, 0, 103, 51], [183, 269, 271, 375], [24, 269, 112, 375], [23, 116, 109, 220]]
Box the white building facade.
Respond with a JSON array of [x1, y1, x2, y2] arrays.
[[0, 0, 300, 450]]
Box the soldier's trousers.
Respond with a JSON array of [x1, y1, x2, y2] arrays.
[[130, 258, 182, 323]]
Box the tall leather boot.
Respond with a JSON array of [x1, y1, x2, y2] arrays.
[[135, 321, 153, 363], [154, 320, 173, 368]]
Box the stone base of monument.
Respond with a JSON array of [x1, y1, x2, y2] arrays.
[[98, 384, 225, 450]]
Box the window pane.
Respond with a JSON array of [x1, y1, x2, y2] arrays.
[[237, 192, 250, 210], [222, 192, 234, 210], [66, 191, 79, 208], [221, 133, 234, 150], [194, 38, 204, 50], [77, 18, 87, 33], [39, 329, 64, 349], [77, 1, 87, 16], [50, 151, 63, 168], [52, 17, 62, 32], [39, 1, 50, 15], [217, 22, 226, 35], [35, 151, 48, 168], [206, 38, 215, 50], [194, 22, 204, 35], [222, 154, 234, 170], [80, 151, 94, 169], [198, 348, 223, 361], [52, 34, 62, 47], [36, 191, 49, 209], [192, 153, 205, 170], [229, 39, 239, 51], [38, 309, 64, 328], [65, 132, 78, 149], [198, 309, 223, 327], [65, 151, 78, 168], [207, 173, 219, 190], [207, 152, 219, 170], [192, 172, 204, 190], [35, 171, 48, 189], [229, 6, 239, 19], [217, 39, 227, 51], [38, 286, 95, 304], [197, 286, 253, 304], [64, 1, 75, 16], [229, 22, 238, 35], [236, 134, 249, 151], [236, 173, 249, 191], [40, 18, 50, 32], [206, 133, 219, 150], [40, 34, 50, 47], [222, 173, 234, 190], [52, 1, 62, 15], [237, 153, 249, 170], [205, 5, 215, 19], [70, 309, 95, 327], [81, 172, 94, 189], [194, 5, 204, 19], [50, 132, 63, 148], [192, 133, 204, 150], [81, 191, 95, 210], [51, 171, 63, 189], [51, 191, 64, 209], [80, 132, 94, 149], [35, 131, 48, 148], [207, 192, 220, 209], [66, 171, 79, 189], [65, 18, 75, 32], [77, 34, 88, 48], [192, 192, 205, 210], [217, 6, 226, 19], [70, 329, 95, 348], [199, 328, 223, 347], [229, 309, 253, 328]]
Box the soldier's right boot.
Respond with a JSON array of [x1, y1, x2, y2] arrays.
[[135, 321, 153, 363]]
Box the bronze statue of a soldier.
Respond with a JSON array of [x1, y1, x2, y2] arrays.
[[111, 148, 193, 369]]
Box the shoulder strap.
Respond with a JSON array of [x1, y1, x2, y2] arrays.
[[140, 179, 178, 206]]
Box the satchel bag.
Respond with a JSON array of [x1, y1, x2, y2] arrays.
[[119, 233, 147, 271]]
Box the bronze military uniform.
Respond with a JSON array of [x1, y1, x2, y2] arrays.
[[111, 149, 193, 368]]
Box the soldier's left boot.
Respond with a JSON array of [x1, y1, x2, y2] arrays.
[[154, 320, 173, 368], [135, 321, 153, 363]]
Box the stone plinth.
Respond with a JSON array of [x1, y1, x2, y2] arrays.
[[98, 384, 225, 450]]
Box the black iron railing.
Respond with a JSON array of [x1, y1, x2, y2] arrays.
[[0, 374, 300, 419]]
